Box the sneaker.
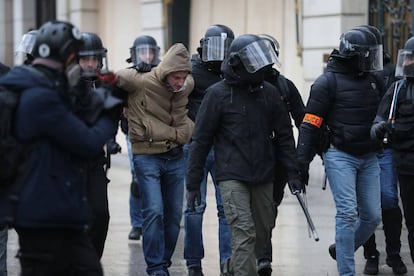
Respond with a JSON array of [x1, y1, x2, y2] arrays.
[[328, 243, 336, 260], [386, 255, 407, 275], [188, 266, 204, 276], [257, 259, 272, 276], [363, 255, 379, 275], [128, 227, 141, 240]]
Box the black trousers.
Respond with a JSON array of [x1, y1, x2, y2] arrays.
[[86, 160, 110, 260], [397, 173, 414, 263], [16, 228, 103, 276]]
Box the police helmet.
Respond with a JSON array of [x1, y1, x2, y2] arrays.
[[128, 35, 160, 66], [338, 28, 382, 72], [351, 26, 384, 71], [15, 30, 38, 59], [228, 34, 278, 73], [199, 24, 234, 62], [32, 20, 83, 63], [395, 36, 414, 78], [258, 34, 282, 67], [78, 32, 107, 69]]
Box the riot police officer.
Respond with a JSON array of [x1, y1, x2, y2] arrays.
[[183, 24, 234, 276], [256, 34, 305, 276], [353, 25, 407, 276], [71, 32, 124, 259], [372, 35, 414, 270], [186, 34, 302, 276], [297, 28, 383, 275]]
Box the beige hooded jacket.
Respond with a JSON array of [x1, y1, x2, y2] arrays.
[[117, 43, 194, 154]]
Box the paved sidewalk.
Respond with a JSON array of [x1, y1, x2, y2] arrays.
[[6, 153, 414, 276]]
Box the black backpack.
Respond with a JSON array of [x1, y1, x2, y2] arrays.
[[0, 85, 25, 187], [0, 66, 43, 189]]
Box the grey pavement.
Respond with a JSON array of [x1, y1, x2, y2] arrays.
[[6, 153, 414, 276]]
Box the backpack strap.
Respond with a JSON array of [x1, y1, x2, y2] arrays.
[[324, 71, 337, 103], [315, 71, 337, 156], [275, 74, 292, 112]]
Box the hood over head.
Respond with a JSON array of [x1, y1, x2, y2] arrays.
[[155, 43, 192, 81]]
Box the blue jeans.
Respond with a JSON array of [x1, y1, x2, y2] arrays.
[[127, 135, 143, 228], [378, 149, 399, 210], [133, 152, 185, 275], [183, 144, 232, 268], [323, 148, 382, 276]]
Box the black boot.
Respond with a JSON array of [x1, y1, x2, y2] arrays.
[[386, 255, 407, 275], [382, 208, 407, 274], [363, 236, 379, 275], [363, 255, 379, 275]]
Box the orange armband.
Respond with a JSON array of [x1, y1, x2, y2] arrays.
[[302, 113, 323, 128]]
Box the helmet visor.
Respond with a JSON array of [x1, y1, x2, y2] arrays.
[[201, 35, 233, 62], [15, 32, 37, 55], [238, 40, 280, 73], [132, 45, 160, 66], [395, 49, 414, 78], [355, 44, 383, 72]]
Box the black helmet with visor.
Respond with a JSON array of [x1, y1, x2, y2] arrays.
[[395, 37, 414, 78], [78, 32, 108, 70], [229, 34, 279, 73], [338, 29, 383, 72], [128, 35, 160, 66], [200, 24, 234, 62]]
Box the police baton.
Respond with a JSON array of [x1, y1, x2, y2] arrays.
[[383, 80, 403, 144], [322, 171, 327, 190], [292, 189, 320, 242]]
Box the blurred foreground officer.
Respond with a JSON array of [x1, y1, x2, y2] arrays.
[[186, 34, 302, 276], [372, 36, 414, 269], [0, 29, 37, 276], [0, 62, 10, 276], [183, 24, 234, 276], [297, 28, 383, 275], [116, 43, 194, 276], [0, 20, 119, 276]]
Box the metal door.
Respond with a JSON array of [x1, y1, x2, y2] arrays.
[[369, 0, 414, 62]]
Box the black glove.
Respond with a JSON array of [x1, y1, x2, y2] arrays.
[[107, 139, 122, 154], [130, 180, 140, 198], [187, 189, 201, 211], [135, 62, 152, 73], [298, 161, 310, 187], [288, 178, 305, 195], [370, 121, 391, 140]]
